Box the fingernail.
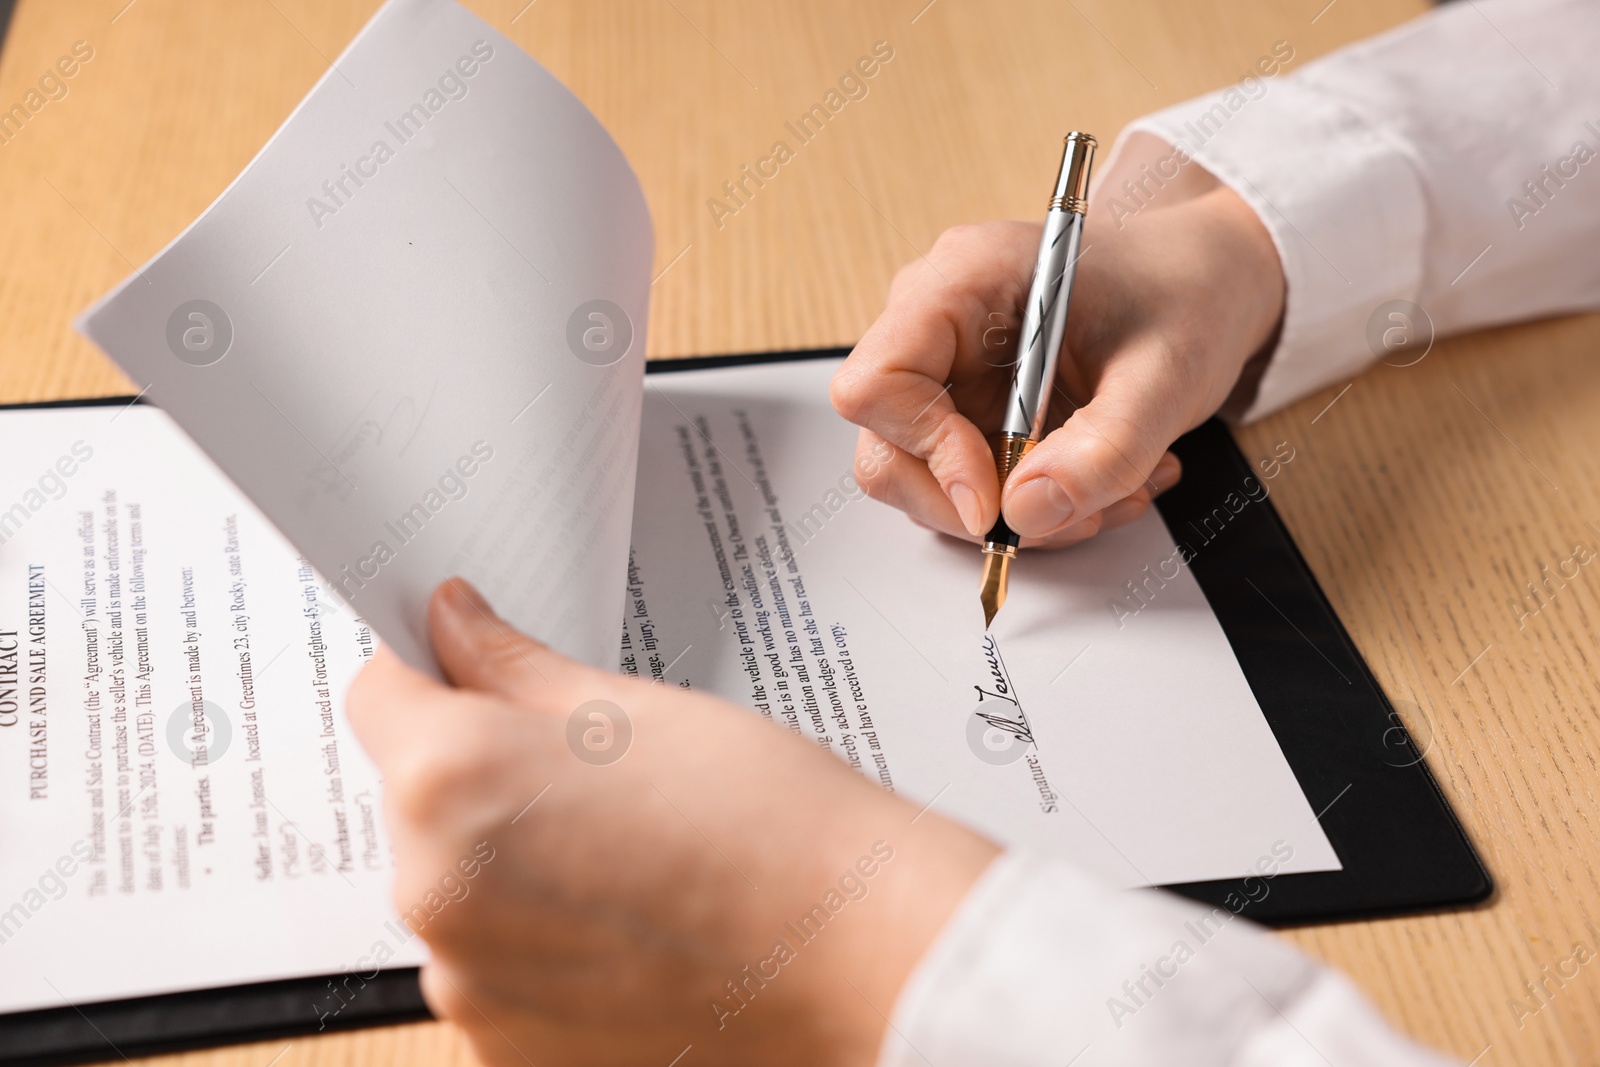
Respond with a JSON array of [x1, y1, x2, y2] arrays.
[[949, 482, 984, 537], [1101, 496, 1148, 528], [1150, 454, 1182, 494], [1006, 477, 1075, 537], [443, 577, 493, 619]]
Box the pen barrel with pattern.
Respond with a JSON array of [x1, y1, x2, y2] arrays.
[[999, 131, 1095, 443]]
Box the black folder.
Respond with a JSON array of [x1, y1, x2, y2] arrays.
[[0, 349, 1490, 1066]]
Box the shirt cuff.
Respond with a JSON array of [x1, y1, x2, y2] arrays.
[[877, 850, 1456, 1067], [1116, 77, 1428, 421]]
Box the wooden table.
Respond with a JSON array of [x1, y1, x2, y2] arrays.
[[3, 0, 1597, 1064]]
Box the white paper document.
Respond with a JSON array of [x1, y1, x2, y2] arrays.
[[1, 0, 1337, 1020], [631, 360, 1341, 888], [77, 0, 653, 674], [0, 405, 425, 1015]]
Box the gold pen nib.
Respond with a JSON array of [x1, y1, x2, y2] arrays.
[[979, 549, 1012, 629]]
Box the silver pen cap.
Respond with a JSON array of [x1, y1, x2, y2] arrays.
[[1049, 131, 1097, 215]]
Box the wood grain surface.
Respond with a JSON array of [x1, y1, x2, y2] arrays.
[[3, 1, 1597, 1065]]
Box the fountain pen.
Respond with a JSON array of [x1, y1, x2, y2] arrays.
[[980, 131, 1097, 628]]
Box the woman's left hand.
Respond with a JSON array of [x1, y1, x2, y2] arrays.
[[346, 578, 999, 1067]]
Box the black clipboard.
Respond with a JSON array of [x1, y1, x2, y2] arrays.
[[0, 348, 1490, 1065]]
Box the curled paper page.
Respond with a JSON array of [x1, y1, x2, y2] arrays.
[[79, 0, 653, 673]]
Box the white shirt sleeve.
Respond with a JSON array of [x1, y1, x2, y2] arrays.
[[877, 851, 1459, 1067], [1111, 0, 1600, 419]]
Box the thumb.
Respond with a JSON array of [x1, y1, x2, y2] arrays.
[[428, 578, 582, 700], [345, 643, 455, 771], [1002, 365, 1190, 538]]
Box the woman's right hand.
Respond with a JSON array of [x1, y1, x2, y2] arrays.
[[829, 134, 1286, 549]]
